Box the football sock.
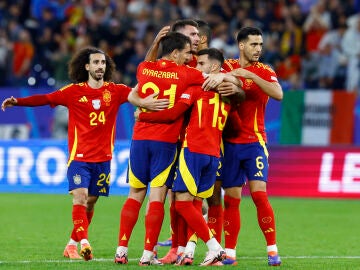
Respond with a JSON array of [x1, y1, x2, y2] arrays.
[[186, 199, 202, 241], [144, 201, 164, 251], [170, 201, 178, 249], [267, 244, 278, 254], [72, 204, 88, 241], [118, 198, 141, 246], [68, 239, 78, 246], [207, 204, 223, 243], [251, 191, 277, 246], [225, 248, 236, 258], [175, 201, 213, 243], [184, 240, 197, 255], [177, 214, 188, 247], [206, 237, 222, 252], [223, 195, 241, 249]]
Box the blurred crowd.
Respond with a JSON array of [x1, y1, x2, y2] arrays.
[[1, 0, 360, 92]]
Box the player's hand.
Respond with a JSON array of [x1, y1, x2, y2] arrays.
[[154, 26, 171, 44], [218, 83, 246, 102], [134, 108, 141, 121], [1, 96, 17, 111], [141, 92, 169, 111], [202, 73, 225, 91], [232, 68, 253, 79]]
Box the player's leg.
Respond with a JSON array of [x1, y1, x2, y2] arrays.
[[222, 186, 242, 265], [175, 192, 225, 266], [206, 180, 223, 243], [220, 142, 246, 265], [249, 181, 280, 266], [65, 160, 108, 261], [174, 149, 225, 266], [115, 140, 149, 264], [247, 142, 281, 266], [139, 141, 178, 265]]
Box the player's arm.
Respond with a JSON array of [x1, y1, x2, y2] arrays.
[[135, 102, 190, 123], [230, 68, 283, 101], [2, 94, 49, 111], [144, 26, 171, 62], [128, 85, 169, 111], [202, 73, 241, 91]]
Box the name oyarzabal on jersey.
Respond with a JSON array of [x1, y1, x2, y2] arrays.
[[133, 60, 206, 143]]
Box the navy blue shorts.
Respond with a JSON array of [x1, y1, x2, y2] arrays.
[[172, 147, 219, 199], [67, 160, 111, 196], [222, 142, 269, 188], [128, 140, 178, 188]]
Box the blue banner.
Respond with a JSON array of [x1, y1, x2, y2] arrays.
[[0, 139, 131, 195]]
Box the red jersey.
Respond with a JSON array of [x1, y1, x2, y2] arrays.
[[181, 86, 231, 157], [186, 54, 198, 68], [140, 86, 231, 157], [133, 59, 205, 143], [222, 59, 279, 144], [45, 82, 131, 162]]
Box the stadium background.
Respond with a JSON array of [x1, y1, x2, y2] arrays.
[[0, 0, 359, 198]]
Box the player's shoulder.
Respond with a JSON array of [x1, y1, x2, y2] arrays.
[[252, 62, 275, 73], [106, 81, 131, 90], [58, 83, 75, 92], [223, 59, 239, 71]]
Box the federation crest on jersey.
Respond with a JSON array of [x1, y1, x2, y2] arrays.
[[244, 79, 253, 88], [92, 99, 101, 110], [103, 90, 111, 106], [73, 174, 81, 185]]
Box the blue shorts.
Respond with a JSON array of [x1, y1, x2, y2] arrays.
[[222, 142, 269, 188], [67, 160, 111, 196], [172, 148, 219, 199], [128, 140, 178, 188]]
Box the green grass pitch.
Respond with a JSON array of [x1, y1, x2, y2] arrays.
[[0, 193, 359, 269]]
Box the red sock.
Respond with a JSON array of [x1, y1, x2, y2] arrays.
[[118, 198, 141, 246], [208, 205, 223, 243], [223, 195, 240, 249], [144, 201, 165, 251], [251, 191, 276, 246], [86, 210, 94, 225], [177, 214, 187, 247], [72, 205, 88, 241], [175, 201, 212, 243], [186, 199, 203, 240], [70, 209, 94, 242], [170, 201, 179, 249]]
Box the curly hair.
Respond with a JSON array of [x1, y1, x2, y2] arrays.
[[68, 47, 116, 83]]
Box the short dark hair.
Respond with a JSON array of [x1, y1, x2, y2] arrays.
[[197, 48, 224, 65], [195, 20, 212, 45], [236, 26, 263, 43], [171, 19, 198, 32], [159, 32, 191, 56], [68, 47, 115, 83]]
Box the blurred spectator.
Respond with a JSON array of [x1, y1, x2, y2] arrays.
[[341, 14, 360, 92], [0, 0, 358, 93], [11, 29, 34, 86], [303, 1, 330, 53], [0, 29, 11, 86], [124, 40, 147, 86], [280, 17, 303, 57], [301, 51, 319, 89]]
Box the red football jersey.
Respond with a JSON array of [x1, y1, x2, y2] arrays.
[[222, 59, 278, 144], [186, 54, 198, 68], [45, 82, 131, 162], [180, 86, 231, 157], [133, 59, 205, 143]]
